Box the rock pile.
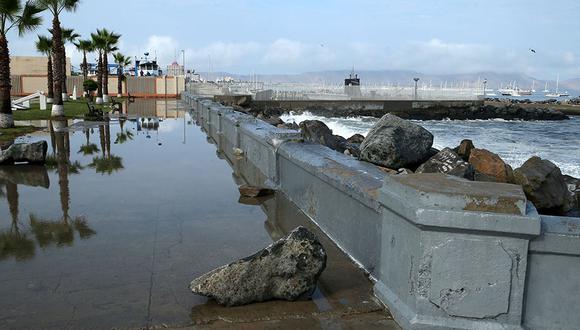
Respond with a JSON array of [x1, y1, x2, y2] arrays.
[[190, 226, 327, 306]]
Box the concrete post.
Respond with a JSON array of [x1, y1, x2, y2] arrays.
[[375, 174, 540, 329], [39, 93, 47, 110]]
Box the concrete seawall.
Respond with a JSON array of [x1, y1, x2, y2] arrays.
[[184, 92, 580, 329]]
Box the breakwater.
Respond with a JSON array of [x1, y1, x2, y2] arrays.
[[185, 92, 580, 329], [243, 99, 569, 121]]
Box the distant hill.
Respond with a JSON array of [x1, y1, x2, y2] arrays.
[[199, 70, 580, 95]]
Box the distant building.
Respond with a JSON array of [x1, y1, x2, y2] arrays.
[[166, 61, 184, 77], [10, 56, 71, 76]]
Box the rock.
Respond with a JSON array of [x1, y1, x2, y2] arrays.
[[346, 134, 365, 144], [563, 175, 580, 210], [455, 139, 475, 161], [359, 114, 434, 169], [344, 143, 361, 158], [190, 226, 327, 306], [469, 149, 514, 183], [416, 148, 475, 180], [299, 120, 347, 153], [0, 141, 48, 165], [513, 156, 570, 214], [238, 185, 275, 198], [264, 116, 284, 127]]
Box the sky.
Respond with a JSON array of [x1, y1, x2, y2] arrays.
[[7, 0, 580, 79]]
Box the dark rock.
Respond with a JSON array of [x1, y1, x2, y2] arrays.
[[563, 175, 580, 210], [455, 139, 475, 161], [416, 148, 474, 180], [299, 120, 347, 153], [190, 226, 327, 306], [359, 114, 434, 169], [513, 156, 570, 214], [282, 121, 299, 130], [469, 148, 514, 183], [238, 185, 275, 198], [346, 134, 365, 144], [397, 168, 414, 175], [0, 141, 48, 165]]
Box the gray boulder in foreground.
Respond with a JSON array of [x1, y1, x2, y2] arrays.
[[0, 141, 48, 165], [360, 114, 433, 169], [190, 226, 327, 306]]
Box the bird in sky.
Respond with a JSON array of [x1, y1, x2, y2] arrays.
[[529, 48, 536, 53]]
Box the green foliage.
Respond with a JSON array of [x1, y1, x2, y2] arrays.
[[78, 143, 99, 155], [12, 100, 89, 121], [83, 79, 98, 92], [35, 34, 52, 55], [0, 230, 35, 261], [114, 130, 133, 144], [0, 0, 43, 36]]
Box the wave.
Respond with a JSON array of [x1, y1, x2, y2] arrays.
[[280, 112, 580, 177]]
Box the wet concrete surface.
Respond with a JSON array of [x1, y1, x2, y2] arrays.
[[0, 100, 397, 329]]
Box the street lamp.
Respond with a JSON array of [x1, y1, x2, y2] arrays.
[[413, 77, 420, 100], [483, 78, 488, 99]]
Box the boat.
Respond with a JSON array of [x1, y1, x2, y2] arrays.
[[545, 74, 569, 97], [131, 52, 162, 77]]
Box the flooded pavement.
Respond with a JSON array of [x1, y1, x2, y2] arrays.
[[0, 100, 397, 329]]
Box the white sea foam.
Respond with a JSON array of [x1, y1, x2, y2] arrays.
[[281, 112, 580, 177]]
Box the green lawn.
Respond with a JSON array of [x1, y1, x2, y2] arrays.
[[1, 98, 115, 142], [13, 99, 92, 121]]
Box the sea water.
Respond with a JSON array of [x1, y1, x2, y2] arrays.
[[281, 112, 580, 177]]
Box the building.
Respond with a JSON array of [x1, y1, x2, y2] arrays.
[[10, 56, 71, 76], [166, 61, 184, 77]]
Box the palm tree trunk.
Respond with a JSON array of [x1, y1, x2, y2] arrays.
[[62, 50, 68, 99], [103, 52, 109, 101], [82, 51, 88, 80], [0, 33, 14, 128], [47, 55, 54, 100], [117, 67, 123, 97], [51, 15, 65, 117], [96, 51, 103, 103]]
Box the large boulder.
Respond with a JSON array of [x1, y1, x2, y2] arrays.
[[190, 226, 327, 306], [513, 156, 570, 213], [299, 120, 347, 153], [359, 114, 433, 169], [469, 148, 514, 183], [0, 141, 48, 165], [416, 148, 475, 180]]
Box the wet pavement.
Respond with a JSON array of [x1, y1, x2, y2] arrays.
[[0, 100, 397, 329]]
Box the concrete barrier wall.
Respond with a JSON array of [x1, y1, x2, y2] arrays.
[[11, 75, 185, 98], [184, 92, 580, 329]]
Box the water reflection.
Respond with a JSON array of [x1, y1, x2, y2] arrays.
[[90, 122, 124, 175], [0, 122, 97, 262]]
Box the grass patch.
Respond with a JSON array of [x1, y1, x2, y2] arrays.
[[0, 126, 40, 143], [13, 99, 92, 121]]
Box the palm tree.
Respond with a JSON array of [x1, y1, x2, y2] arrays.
[[90, 32, 105, 104], [113, 53, 131, 97], [97, 29, 120, 103], [35, 35, 54, 102], [60, 27, 79, 100], [0, 0, 42, 128], [35, 0, 80, 118], [74, 38, 93, 94]]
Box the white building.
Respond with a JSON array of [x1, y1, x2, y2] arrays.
[[166, 61, 184, 77]]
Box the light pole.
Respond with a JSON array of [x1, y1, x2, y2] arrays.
[[483, 78, 488, 99], [413, 77, 420, 100]]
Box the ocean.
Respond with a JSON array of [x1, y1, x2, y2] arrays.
[[280, 112, 580, 178]]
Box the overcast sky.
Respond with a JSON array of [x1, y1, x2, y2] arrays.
[[7, 0, 580, 79]]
